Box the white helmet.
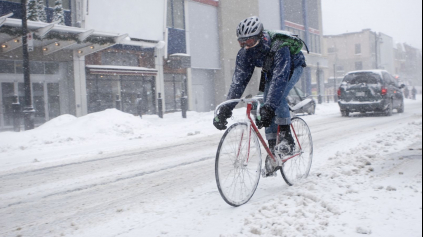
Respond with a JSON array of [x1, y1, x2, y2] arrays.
[[236, 16, 264, 39]]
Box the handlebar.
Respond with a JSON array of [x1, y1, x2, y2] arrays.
[[214, 97, 262, 119]]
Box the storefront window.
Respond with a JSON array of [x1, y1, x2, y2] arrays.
[[45, 62, 59, 74], [1, 83, 15, 126], [86, 76, 115, 113], [164, 74, 187, 112], [33, 82, 46, 124], [87, 75, 156, 115], [48, 83, 60, 119], [0, 60, 15, 74], [121, 76, 156, 115]]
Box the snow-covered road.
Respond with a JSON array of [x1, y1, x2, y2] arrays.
[[0, 99, 422, 237]]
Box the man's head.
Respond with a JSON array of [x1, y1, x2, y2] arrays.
[[237, 16, 264, 49]]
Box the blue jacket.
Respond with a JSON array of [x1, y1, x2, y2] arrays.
[[226, 32, 306, 110]]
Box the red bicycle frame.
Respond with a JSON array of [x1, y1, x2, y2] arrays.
[[242, 103, 302, 164]]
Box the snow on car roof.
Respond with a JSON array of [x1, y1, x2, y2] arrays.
[[346, 70, 388, 77]]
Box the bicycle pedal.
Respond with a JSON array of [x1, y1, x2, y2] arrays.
[[262, 169, 277, 178]]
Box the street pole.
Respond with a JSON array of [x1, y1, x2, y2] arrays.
[[333, 64, 337, 102], [317, 62, 322, 104], [279, 0, 285, 30], [375, 31, 379, 69], [302, 0, 312, 95], [375, 32, 378, 69], [21, 0, 35, 130]]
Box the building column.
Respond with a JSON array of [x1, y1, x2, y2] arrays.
[[0, 83, 3, 128], [155, 45, 166, 113], [184, 0, 194, 111], [73, 50, 88, 117], [302, 0, 312, 95], [43, 81, 49, 121]]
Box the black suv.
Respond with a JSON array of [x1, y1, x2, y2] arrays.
[[338, 70, 405, 116]]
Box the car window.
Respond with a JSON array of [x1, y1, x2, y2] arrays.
[[383, 72, 394, 85], [343, 73, 382, 85], [289, 89, 298, 97], [295, 87, 306, 98]]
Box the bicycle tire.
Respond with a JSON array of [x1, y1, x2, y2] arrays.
[[215, 123, 262, 207], [280, 117, 313, 186]]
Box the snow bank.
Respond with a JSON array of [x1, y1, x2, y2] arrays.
[[222, 118, 422, 237], [0, 109, 150, 153]]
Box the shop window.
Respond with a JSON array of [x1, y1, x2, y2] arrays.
[[164, 74, 186, 112], [45, 62, 59, 74], [0, 60, 15, 74], [120, 76, 156, 115], [47, 83, 60, 119], [30, 61, 45, 74], [86, 76, 115, 113], [15, 61, 23, 74], [1, 83, 15, 126], [33, 82, 46, 123]]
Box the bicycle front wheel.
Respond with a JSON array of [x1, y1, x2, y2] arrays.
[[215, 123, 262, 207], [281, 117, 313, 186]]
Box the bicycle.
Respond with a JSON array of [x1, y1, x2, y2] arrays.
[[214, 96, 313, 207]]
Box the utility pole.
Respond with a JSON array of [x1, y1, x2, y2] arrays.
[[279, 0, 286, 30], [374, 32, 382, 69], [333, 64, 337, 102], [302, 0, 312, 95], [21, 0, 35, 130], [317, 62, 322, 104]]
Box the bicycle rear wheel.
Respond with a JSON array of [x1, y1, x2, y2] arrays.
[[281, 117, 313, 186], [215, 123, 262, 207]]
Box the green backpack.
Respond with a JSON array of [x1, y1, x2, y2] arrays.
[[259, 30, 309, 92], [266, 30, 309, 55]]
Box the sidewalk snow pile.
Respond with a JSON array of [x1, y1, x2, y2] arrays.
[[222, 119, 422, 237], [0, 108, 248, 169], [0, 109, 148, 152]]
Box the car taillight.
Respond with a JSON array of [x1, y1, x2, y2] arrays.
[[381, 88, 388, 96], [338, 88, 341, 97]]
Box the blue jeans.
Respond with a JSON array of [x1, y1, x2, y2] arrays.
[[263, 66, 304, 140]]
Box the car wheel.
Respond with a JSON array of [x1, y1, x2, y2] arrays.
[[341, 110, 350, 117], [385, 100, 393, 116], [308, 103, 316, 115], [397, 99, 405, 113]]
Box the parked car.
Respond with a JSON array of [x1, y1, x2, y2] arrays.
[[253, 86, 316, 116], [338, 70, 405, 117], [287, 86, 316, 115]]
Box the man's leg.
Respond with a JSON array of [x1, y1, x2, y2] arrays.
[[274, 66, 304, 149], [263, 81, 278, 150]]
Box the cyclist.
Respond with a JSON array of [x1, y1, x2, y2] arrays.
[[213, 16, 307, 173]]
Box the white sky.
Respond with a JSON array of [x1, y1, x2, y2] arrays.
[[322, 0, 423, 49]]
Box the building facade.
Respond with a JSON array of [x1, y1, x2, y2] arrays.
[[395, 43, 423, 86], [0, 0, 161, 130], [323, 29, 397, 77]]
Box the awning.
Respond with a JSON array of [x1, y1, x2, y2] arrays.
[[86, 65, 158, 76], [0, 15, 160, 57]]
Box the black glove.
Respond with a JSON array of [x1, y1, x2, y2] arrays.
[[257, 104, 275, 128], [213, 105, 233, 130]]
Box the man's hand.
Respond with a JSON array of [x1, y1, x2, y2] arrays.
[[258, 104, 275, 128], [213, 105, 233, 130]]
